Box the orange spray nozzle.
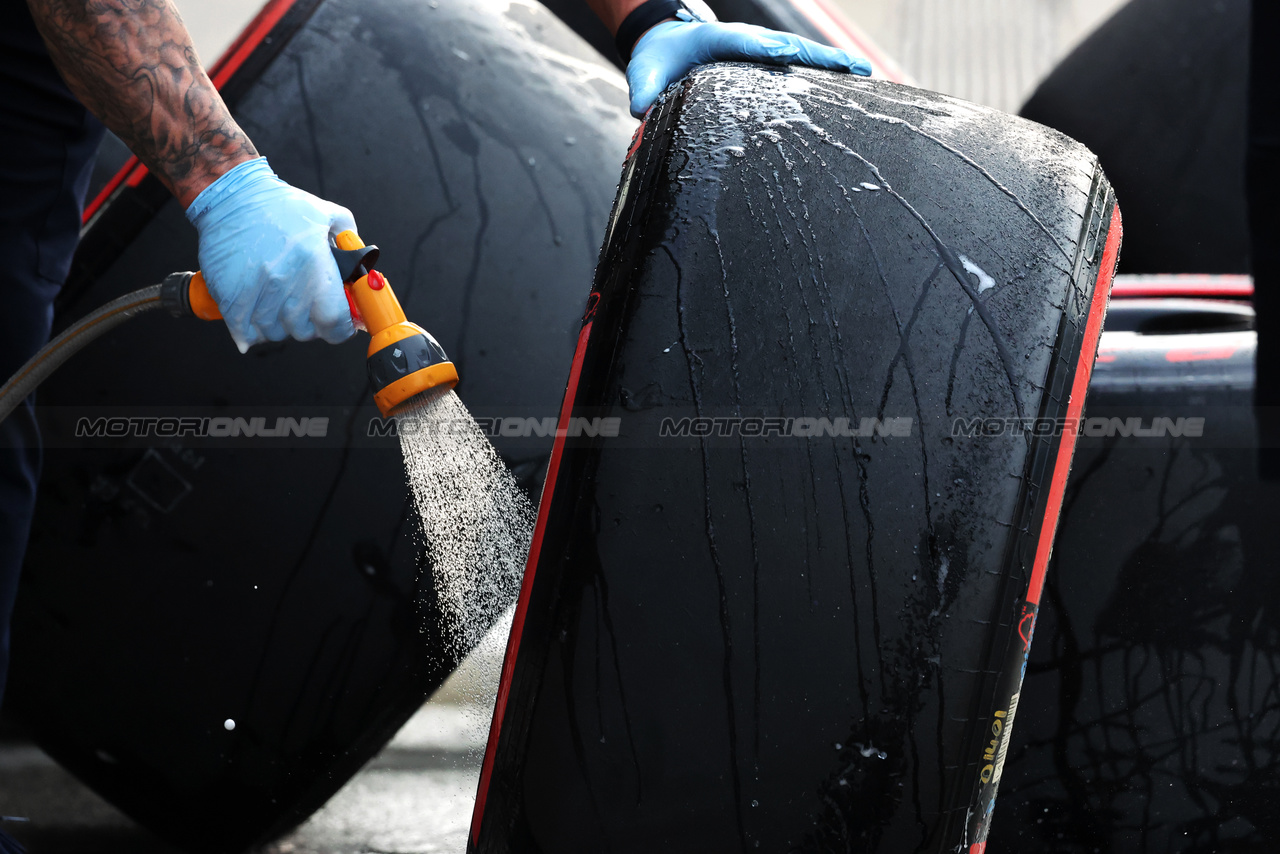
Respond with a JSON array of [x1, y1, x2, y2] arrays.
[[164, 229, 458, 417], [332, 230, 458, 416]]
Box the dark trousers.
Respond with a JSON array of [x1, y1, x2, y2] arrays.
[[0, 102, 103, 707]]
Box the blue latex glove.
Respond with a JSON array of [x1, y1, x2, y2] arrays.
[[627, 19, 872, 118], [185, 157, 357, 353]]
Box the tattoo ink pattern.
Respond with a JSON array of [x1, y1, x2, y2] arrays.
[[26, 0, 259, 206]]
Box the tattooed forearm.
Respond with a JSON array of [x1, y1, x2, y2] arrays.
[[27, 0, 258, 207]]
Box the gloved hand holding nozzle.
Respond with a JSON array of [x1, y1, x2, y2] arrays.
[[186, 157, 359, 353]]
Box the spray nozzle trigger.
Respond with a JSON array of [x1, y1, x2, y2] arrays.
[[331, 243, 381, 284]]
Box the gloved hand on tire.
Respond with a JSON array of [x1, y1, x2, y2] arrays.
[[621, 0, 871, 118]]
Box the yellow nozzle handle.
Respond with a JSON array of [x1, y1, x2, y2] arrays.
[[333, 230, 414, 338], [183, 230, 404, 337]]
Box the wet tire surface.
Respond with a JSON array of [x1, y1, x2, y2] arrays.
[[474, 65, 1119, 853]]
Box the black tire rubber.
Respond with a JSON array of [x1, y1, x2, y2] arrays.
[[7, 0, 633, 851], [990, 300, 1279, 852], [1019, 0, 1249, 275], [470, 65, 1120, 853]]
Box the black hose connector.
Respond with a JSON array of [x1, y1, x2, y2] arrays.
[[160, 271, 197, 317]]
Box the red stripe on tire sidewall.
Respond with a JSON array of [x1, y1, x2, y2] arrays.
[[208, 0, 299, 88], [469, 319, 594, 845], [1025, 206, 1122, 606], [83, 157, 141, 224]]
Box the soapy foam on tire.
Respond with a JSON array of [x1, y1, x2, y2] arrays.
[[397, 389, 536, 658]]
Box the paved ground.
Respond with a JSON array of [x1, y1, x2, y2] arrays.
[[0, 703, 482, 854], [0, 624, 507, 854], [2, 1, 1134, 852]]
